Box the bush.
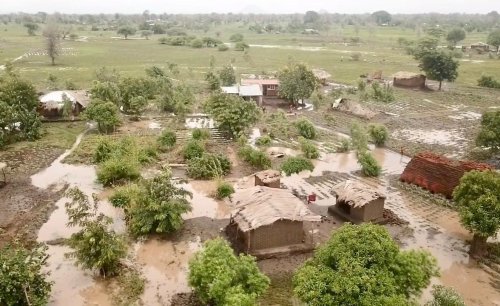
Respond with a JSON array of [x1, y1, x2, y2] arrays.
[[337, 138, 351, 153], [281, 157, 314, 176], [0, 243, 52, 306], [97, 157, 141, 186], [192, 128, 211, 140], [191, 39, 203, 48], [478, 75, 500, 89], [368, 124, 389, 146], [255, 135, 272, 147], [158, 130, 177, 150], [187, 153, 232, 179], [216, 181, 235, 199], [229, 33, 244, 42], [218, 44, 229, 51], [350, 123, 369, 152], [238, 145, 272, 169], [425, 285, 465, 306], [183, 140, 205, 161], [110, 184, 140, 209], [234, 41, 249, 51], [93, 137, 116, 163], [371, 82, 395, 103], [188, 238, 270, 306], [295, 118, 316, 139], [357, 151, 381, 177], [299, 138, 320, 159]]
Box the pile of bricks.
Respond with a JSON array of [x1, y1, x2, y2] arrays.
[[400, 152, 493, 198]]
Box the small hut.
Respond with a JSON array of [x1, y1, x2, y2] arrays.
[[329, 180, 386, 223], [39, 90, 90, 118], [226, 186, 321, 257], [254, 170, 281, 188], [392, 71, 426, 89], [312, 69, 332, 85]]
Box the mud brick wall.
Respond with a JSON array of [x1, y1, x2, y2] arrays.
[[400, 152, 492, 198]]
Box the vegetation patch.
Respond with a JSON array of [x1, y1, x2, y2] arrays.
[[281, 157, 314, 176], [187, 153, 231, 179]]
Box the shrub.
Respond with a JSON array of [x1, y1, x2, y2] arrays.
[[238, 145, 272, 169], [234, 41, 249, 51], [357, 151, 381, 177], [216, 181, 235, 199], [281, 157, 314, 176], [191, 39, 203, 48], [475, 111, 500, 152], [337, 138, 351, 153], [0, 243, 52, 306], [97, 157, 141, 186], [93, 137, 116, 163], [157, 130, 177, 150], [127, 171, 192, 236], [255, 135, 272, 147], [371, 82, 395, 102], [229, 33, 244, 42], [299, 138, 320, 159], [425, 285, 465, 306], [192, 128, 211, 140], [350, 123, 369, 152], [188, 238, 270, 305], [295, 118, 316, 139], [218, 44, 229, 51], [368, 124, 389, 146], [183, 140, 205, 161], [187, 153, 232, 179], [110, 184, 140, 209], [477, 75, 500, 89]]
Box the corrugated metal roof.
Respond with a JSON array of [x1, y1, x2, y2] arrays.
[[231, 186, 321, 232], [332, 180, 386, 208], [239, 84, 262, 97], [221, 86, 239, 94]]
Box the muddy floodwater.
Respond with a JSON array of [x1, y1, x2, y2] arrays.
[[31, 130, 499, 305]]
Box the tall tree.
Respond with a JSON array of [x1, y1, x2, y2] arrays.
[[43, 23, 61, 65], [453, 171, 500, 257], [487, 29, 500, 52], [293, 223, 438, 306], [278, 63, 318, 105], [418, 51, 459, 90], [475, 111, 500, 152], [218, 65, 236, 86], [371, 10, 392, 25], [117, 26, 136, 39], [304, 11, 320, 24], [24, 22, 39, 36], [188, 238, 270, 306], [446, 28, 466, 46]]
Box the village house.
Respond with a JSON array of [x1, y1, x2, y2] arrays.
[[240, 78, 279, 98], [392, 71, 426, 89], [221, 84, 263, 105], [329, 180, 386, 223], [38, 90, 90, 118], [470, 42, 491, 53], [254, 170, 281, 188], [226, 186, 321, 258]]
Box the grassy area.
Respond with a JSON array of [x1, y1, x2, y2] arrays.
[[1, 23, 499, 90]]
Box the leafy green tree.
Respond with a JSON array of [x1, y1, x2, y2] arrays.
[[118, 77, 156, 112], [127, 96, 148, 120], [205, 71, 221, 90], [446, 28, 466, 46], [357, 151, 382, 177], [293, 223, 439, 306], [61, 94, 73, 119], [84, 99, 121, 133], [0, 243, 52, 306], [371, 10, 392, 25], [229, 33, 244, 42], [295, 118, 316, 139], [418, 51, 459, 90], [24, 22, 39, 35], [487, 29, 500, 51], [218, 65, 236, 86], [304, 11, 320, 24], [203, 92, 261, 138], [476, 111, 500, 152], [188, 238, 270, 306], [127, 170, 192, 236], [280, 156, 314, 176], [65, 187, 127, 277], [90, 81, 121, 104], [117, 26, 136, 39], [140, 30, 153, 40], [238, 145, 271, 170], [299, 137, 320, 159], [426, 27, 446, 39], [453, 170, 500, 257], [183, 140, 205, 160], [278, 63, 318, 105], [368, 124, 389, 146], [425, 285, 465, 306]]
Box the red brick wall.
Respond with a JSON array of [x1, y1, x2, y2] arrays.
[[400, 152, 492, 198]]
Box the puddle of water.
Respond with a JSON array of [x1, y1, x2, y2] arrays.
[[135, 237, 202, 305], [392, 129, 465, 147], [182, 181, 230, 220]]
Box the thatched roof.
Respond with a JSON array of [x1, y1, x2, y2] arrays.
[[332, 180, 386, 208], [312, 69, 332, 80], [231, 186, 321, 232], [392, 71, 424, 80], [255, 170, 281, 183]]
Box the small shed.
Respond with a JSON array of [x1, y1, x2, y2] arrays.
[[241, 78, 279, 97], [392, 71, 426, 89], [329, 180, 386, 223], [221, 85, 263, 105], [254, 170, 281, 188], [227, 186, 321, 257], [39, 90, 90, 118]]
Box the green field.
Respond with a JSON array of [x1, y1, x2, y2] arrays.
[[1, 23, 499, 89]]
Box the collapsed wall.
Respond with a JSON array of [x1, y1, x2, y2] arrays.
[[400, 152, 493, 198]]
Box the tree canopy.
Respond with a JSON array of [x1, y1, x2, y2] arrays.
[[487, 29, 500, 49], [453, 170, 500, 256], [203, 91, 261, 138], [218, 65, 236, 86], [475, 111, 500, 152], [84, 99, 121, 133], [188, 238, 270, 306], [117, 26, 136, 39], [278, 63, 318, 105], [293, 223, 438, 306], [446, 28, 466, 46], [418, 51, 459, 90], [372, 10, 392, 25]]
